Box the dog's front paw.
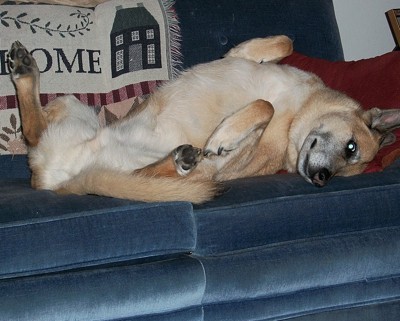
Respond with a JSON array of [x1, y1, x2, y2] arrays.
[[8, 41, 38, 80], [173, 144, 203, 176]]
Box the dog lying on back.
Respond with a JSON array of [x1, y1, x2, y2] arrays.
[[8, 36, 400, 203]]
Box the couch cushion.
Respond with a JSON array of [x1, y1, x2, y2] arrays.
[[0, 155, 196, 279], [199, 227, 400, 320], [194, 160, 400, 255], [0, 154, 31, 179], [0, 256, 206, 321], [203, 279, 400, 321], [0, 191, 195, 279]]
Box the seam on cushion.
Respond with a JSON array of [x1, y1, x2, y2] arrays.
[[195, 183, 400, 213], [192, 255, 208, 307], [202, 276, 400, 320], [1, 249, 194, 280], [270, 296, 400, 321], [0, 202, 192, 228], [206, 278, 400, 306], [198, 225, 400, 258], [126, 306, 205, 321]]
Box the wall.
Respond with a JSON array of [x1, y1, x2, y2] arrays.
[[333, 0, 400, 60]]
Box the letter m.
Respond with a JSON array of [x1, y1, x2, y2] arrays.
[[54, 48, 85, 73]]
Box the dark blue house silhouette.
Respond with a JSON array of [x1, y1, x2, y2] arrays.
[[110, 3, 161, 78]]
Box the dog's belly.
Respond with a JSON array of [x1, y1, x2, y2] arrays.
[[94, 128, 180, 171], [32, 100, 190, 189], [155, 58, 318, 138], [31, 120, 100, 190]]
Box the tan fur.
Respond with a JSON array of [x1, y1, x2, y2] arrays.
[[14, 77, 47, 147], [226, 35, 293, 63], [43, 99, 68, 124], [56, 168, 219, 204], [8, 36, 400, 203], [134, 153, 182, 178]]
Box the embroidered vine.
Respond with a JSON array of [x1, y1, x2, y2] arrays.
[[0, 10, 93, 37]]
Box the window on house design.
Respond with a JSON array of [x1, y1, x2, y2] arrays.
[[116, 49, 124, 71], [147, 44, 155, 64], [131, 30, 140, 41], [146, 29, 155, 39], [115, 34, 123, 46]]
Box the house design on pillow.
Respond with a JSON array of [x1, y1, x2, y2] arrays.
[[110, 3, 161, 78]]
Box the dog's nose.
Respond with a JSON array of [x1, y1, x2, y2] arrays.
[[312, 168, 331, 187]]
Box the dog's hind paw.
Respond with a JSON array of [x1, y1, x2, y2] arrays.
[[7, 41, 38, 80], [173, 144, 203, 176], [203, 130, 237, 157]]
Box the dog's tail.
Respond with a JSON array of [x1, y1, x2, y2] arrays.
[[57, 168, 220, 204]]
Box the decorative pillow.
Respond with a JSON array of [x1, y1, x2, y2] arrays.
[[281, 51, 400, 172], [0, 0, 181, 154]]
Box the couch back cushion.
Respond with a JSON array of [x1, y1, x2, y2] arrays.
[[175, 0, 344, 69]]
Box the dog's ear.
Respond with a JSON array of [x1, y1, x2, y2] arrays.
[[364, 108, 400, 132], [363, 108, 400, 147]]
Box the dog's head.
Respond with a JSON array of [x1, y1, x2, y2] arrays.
[[294, 102, 400, 187]]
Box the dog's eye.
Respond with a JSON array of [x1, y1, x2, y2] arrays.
[[345, 140, 357, 158]]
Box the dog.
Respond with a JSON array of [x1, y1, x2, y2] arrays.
[[8, 36, 400, 203]]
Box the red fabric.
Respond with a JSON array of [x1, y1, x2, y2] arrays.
[[281, 52, 400, 172]]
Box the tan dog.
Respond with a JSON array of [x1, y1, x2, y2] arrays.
[[8, 36, 400, 203]]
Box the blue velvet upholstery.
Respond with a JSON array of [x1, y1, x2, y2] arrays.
[[0, 257, 205, 321], [1, 156, 195, 279], [0, 197, 195, 278], [174, 0, 344, 68], [203, 279, 400, 321], [199, 228, 400, 307], [1, 0, 399, 320], [194, 162, 400, 255]]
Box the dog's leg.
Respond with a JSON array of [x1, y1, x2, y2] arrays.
[[203, 99, 274, 157], [134, 144, 203, 178], [136, 100, 273, 180], [225, 35, 293, 63], [8, 41, 47, 147]]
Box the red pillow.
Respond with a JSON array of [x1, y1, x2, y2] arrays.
[[281, 51, 400, 172]]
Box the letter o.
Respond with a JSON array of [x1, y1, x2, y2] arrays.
[[30, 48, 52, 73]]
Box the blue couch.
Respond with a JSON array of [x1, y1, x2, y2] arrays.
[[1, 0, 400, 320]]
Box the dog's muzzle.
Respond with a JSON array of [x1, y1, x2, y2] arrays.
[[297, 133, 335, 187]]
